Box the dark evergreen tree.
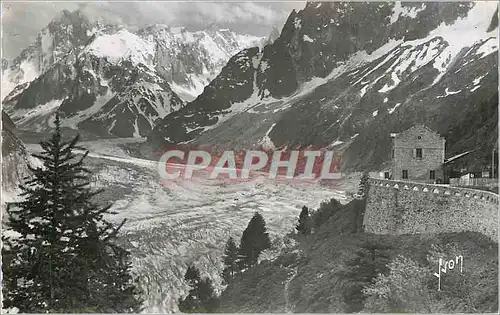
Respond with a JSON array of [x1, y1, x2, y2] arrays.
[[178, 265, 219, 313], [237, 212, 271, 269], [197, 278, 220, 312], [185, 265, 202, 286], [178, 265, 202, 312], [221, 237, 240, 284], [92, 244, 144, 312], [358, 172, 370, 199], [296, 206, 312, 235], [1, 114, 143, 312], [311, 198, 342, 230]]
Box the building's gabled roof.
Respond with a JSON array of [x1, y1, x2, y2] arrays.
[[391, 124, 444, 140], [414, 124, 435, 132]]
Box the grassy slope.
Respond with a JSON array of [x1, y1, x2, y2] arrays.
[[219, 198, 498, 312]]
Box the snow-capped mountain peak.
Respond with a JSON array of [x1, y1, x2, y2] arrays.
[[2, 8, 269, 138], [83, 28, 156, 68]]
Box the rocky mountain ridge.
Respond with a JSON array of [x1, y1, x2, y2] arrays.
[[138, 24, 266, 101], [3, 34, 186, 138], [2, 9, 266, 138], [147, 1, 498, 171]]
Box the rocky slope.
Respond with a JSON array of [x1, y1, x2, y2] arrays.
[[147, 2, 498, 171], [2, 9, 265, 138], [1, 111, 36, 206]]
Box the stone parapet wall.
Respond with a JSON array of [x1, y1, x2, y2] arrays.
[[363, 178, 498, 242]]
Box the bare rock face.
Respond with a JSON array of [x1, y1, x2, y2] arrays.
[[2, 111, 32, 201]]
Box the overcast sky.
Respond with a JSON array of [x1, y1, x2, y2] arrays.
[[1, 1, 306, 59]]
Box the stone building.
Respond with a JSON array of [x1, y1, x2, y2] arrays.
[[387, 125, 446, 183]]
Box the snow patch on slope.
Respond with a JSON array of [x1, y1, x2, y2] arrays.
[[475, 37, 499, 58], [294, 39, 404, 103], [235, 33, 265, 49], [258, 123, 277, 151], [391, 2, 426, 24], [411, 2, 498, 85], [303, 34, 314, 42], [361, 2, 497, 94], [470, 85, 481, 92], [436, 87, 462, 98], [352, 39, 404, 88], [329, 140, 344, 148], [387, 103, 401, 114], [294, 17, 302, 29]]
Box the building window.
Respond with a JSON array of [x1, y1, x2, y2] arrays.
[[430, 170, 436, 180], [391, 149, 394, 158], [402, 170, 408, 179], [416, 148, 423, 159], [384, 172, 390, 179]]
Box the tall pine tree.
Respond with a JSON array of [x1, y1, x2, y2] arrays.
[[1, 114, 143, 312], [221, 237, 240, 284], [296, 206, 312, 235], [178, 265, 219, 313], [237, 212, 271, 269], [178, 265, 202, 312], [311, 198, 342, 230]]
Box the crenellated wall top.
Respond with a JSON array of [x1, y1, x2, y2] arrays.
[[368, 178, 499, 204]]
